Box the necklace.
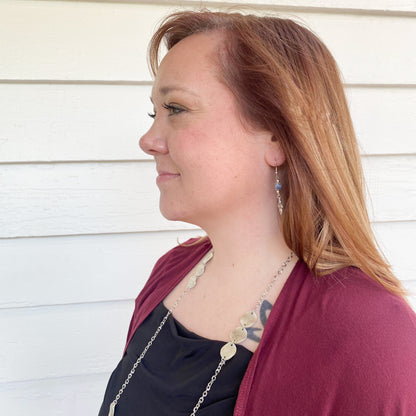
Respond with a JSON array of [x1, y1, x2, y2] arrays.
[[108, 249, 294, 416]]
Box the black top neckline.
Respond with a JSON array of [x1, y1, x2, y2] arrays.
[[99, 300, 253, 416], [161, 301, 253, 354]]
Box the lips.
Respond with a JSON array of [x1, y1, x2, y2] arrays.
[[156, 169, 180, 184]]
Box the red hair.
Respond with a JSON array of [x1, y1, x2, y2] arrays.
[[149, 10, 406, 298]]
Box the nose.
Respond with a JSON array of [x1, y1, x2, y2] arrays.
[[139, 126, 168, 156]]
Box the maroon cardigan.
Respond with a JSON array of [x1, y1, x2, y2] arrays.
[[125, 239, 416, 415]]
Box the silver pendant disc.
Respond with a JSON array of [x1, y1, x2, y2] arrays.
[[230, 326, 247, 343], [240, 310, 257, 327], [220, 342, 237, 360]]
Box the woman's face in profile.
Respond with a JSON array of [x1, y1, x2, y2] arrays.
[[139, 32, 276, 227]]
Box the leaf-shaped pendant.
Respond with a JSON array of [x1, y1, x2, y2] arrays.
[[195, 263, 205, 277], [240, 310, 257, 328], [187, 275, 197, 289], [220, 342, 237, 360], [230, 326, 247, 343]]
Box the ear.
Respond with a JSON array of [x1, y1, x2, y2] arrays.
[[265, 136, 286, 167]]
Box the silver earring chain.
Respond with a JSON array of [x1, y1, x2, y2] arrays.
[[275, 166, 284, 215]]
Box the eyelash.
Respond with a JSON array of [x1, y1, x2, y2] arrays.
[[147, 103, 185, 119]]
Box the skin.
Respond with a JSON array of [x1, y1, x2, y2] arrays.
[[140, 31, 297, 353]]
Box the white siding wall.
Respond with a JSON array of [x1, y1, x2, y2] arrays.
[[0, 1, 415, 414]]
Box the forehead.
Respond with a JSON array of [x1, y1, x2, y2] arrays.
[[152, 32, 225, 96]]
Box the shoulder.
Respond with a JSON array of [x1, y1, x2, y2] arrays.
[[252, 265, 416, 414], [294, 265, 416, 358], [313, 266, 416, 332], [295, 266, 416, 405], [287, 263, 414, 321], [322, 268, 416, 407], [281, 262, 416, 331]]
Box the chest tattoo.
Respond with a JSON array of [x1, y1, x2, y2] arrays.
[[246, 299, 273, 343]]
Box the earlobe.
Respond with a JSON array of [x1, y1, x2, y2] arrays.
[[265, 138, 286, 167]]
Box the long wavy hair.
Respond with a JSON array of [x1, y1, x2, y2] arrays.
[[148, 10, 406, 298]]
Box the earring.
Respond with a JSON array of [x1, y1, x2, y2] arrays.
[[275, 166, 283, 215]]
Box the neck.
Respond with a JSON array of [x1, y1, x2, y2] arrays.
[[200, 207, 293, 285]]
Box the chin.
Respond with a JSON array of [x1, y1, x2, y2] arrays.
[[159, 202, 187, 222], [159, 202, 201, 227]]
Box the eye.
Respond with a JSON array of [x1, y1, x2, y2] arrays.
[[147, 111, 156, 119], [163, 103, 185, 116]]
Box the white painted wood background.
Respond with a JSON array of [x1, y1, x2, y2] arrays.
[[0, 1, 415, 414]]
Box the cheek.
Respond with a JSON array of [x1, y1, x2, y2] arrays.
[[170, 115, 262, 186], [170, 126, 212, 169]]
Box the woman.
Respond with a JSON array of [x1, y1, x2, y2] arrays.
[[99, 10, 416, 416]]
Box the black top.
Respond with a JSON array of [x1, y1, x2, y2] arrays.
[[99, 302, 253, 416]]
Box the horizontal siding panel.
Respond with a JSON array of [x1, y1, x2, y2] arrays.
[[0, 229, 203, 309], [1, 222, 413, 309], [1, 373, 108, 416], [0, 161, 197, 238], [0, 301, 134, 383], [0, 156, 414, 238], [0, 84, 414, 164], [372, 221, 416, 282], [304, 12, 416, 84], [154, 0, 416, 13], [0, 1, 157, 81], [0, 83, 153, 163], [362, 155, 416, 222], [346, 86, 416, 155], [0, 2, 415, 84]]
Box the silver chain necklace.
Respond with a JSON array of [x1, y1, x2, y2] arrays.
[[108, 249, 294, 416]]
